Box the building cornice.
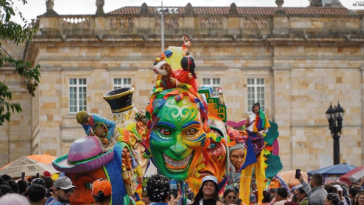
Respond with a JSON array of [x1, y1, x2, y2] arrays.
[[28, 40, 364, 48], [107, 67, 139, 71], [272, 65, 292, 71], [25, 38, 364, 65]]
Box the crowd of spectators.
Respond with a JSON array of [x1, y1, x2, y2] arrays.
[[0, 172, 363, 205]]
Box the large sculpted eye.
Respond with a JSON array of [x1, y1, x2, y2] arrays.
[[85, 182, 92, 190], [160, 65, 165, 70], [156, 127, 172, 135], [207, 142, 218, 150], [185, 128, 197, 136]]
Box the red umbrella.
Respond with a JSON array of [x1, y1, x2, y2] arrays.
[[340, 166, 364, 185]]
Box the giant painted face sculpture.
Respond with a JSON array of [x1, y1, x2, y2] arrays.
[[186, 115, 227, 191], [149, 93, 207, 181], [52, 137, 133, 205], [67, 168, 107, 205]]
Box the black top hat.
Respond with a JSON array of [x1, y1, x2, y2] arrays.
[[103, 87, 134, 113]]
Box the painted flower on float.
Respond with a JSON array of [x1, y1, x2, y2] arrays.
[[146, 88, 210, 181]]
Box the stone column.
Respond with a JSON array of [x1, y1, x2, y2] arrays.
[[361, 65, 364, 165], [96, 0, 105, 15], [227, 3, 240, 35], [183, 3, 195, 33], [275, 0, 286, 14], [272, 65, 292, 170], [273, 14, 289, 35], [139, 3, 150, 31], [44, 0, 58, 16]]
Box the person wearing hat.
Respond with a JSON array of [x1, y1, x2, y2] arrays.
[[332, 185, 348, 205], [43, 171, 52, 177], [191, 175, 224, 205], [76, 110, 116, 145], [92, 179, 112, 205], [45, 176, 76, 205]]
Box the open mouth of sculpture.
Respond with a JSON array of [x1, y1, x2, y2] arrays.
[[198, 170, 214, 177], [163, 152, 193, 172]]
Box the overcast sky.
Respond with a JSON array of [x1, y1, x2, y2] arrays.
[[8, 0, 310, 24]]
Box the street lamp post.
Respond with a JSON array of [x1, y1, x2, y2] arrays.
[[325, 102, 345, 165]]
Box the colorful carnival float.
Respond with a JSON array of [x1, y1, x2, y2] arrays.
[[52, 37, 283, 205]]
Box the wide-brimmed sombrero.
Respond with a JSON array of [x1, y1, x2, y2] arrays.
[[53, 136, 114, 173]]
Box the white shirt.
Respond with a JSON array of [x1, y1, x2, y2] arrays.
[[246, 113, 269, 134]]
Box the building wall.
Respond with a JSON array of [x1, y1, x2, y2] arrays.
[[24, 44, 364, 172], [1, 6, 363, 173], [273, 46, 364, 171], [0, 40, 32, 166]]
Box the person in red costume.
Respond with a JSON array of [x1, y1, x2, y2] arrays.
[[173, 54, 199, 92]]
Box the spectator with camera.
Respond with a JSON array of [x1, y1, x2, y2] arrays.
[[299, 173, 327, 205]]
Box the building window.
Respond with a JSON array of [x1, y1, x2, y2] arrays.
[[247, 78, 265, 112], [114, 78, 132, 90], [69, 78, 87, 113], [202, 78, 220, 96]]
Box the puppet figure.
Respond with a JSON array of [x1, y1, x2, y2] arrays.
[[173, 55, 199, 92], [153, 60, 177, 91]]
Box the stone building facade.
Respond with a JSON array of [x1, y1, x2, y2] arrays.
[[1, 1, 364, 172]]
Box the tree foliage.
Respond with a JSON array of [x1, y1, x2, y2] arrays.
[[0, 0, 41, 125]]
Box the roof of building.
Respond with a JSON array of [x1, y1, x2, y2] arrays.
[[108, 6, 354, 16]]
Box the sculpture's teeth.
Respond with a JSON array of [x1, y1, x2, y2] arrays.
[[163, 152, 193, 169]]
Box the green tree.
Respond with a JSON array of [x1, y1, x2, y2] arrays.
[[0, 0, 41, 125]]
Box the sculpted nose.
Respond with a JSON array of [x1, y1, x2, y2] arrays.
[[170, 141, 187, 156]]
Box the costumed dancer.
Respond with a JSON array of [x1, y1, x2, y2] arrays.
[[239, 102, 270, 205]]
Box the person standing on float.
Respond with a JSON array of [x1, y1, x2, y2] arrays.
[[239, 102, 270, 205]]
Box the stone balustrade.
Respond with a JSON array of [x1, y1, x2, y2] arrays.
[[36, 12, 364, 39]]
